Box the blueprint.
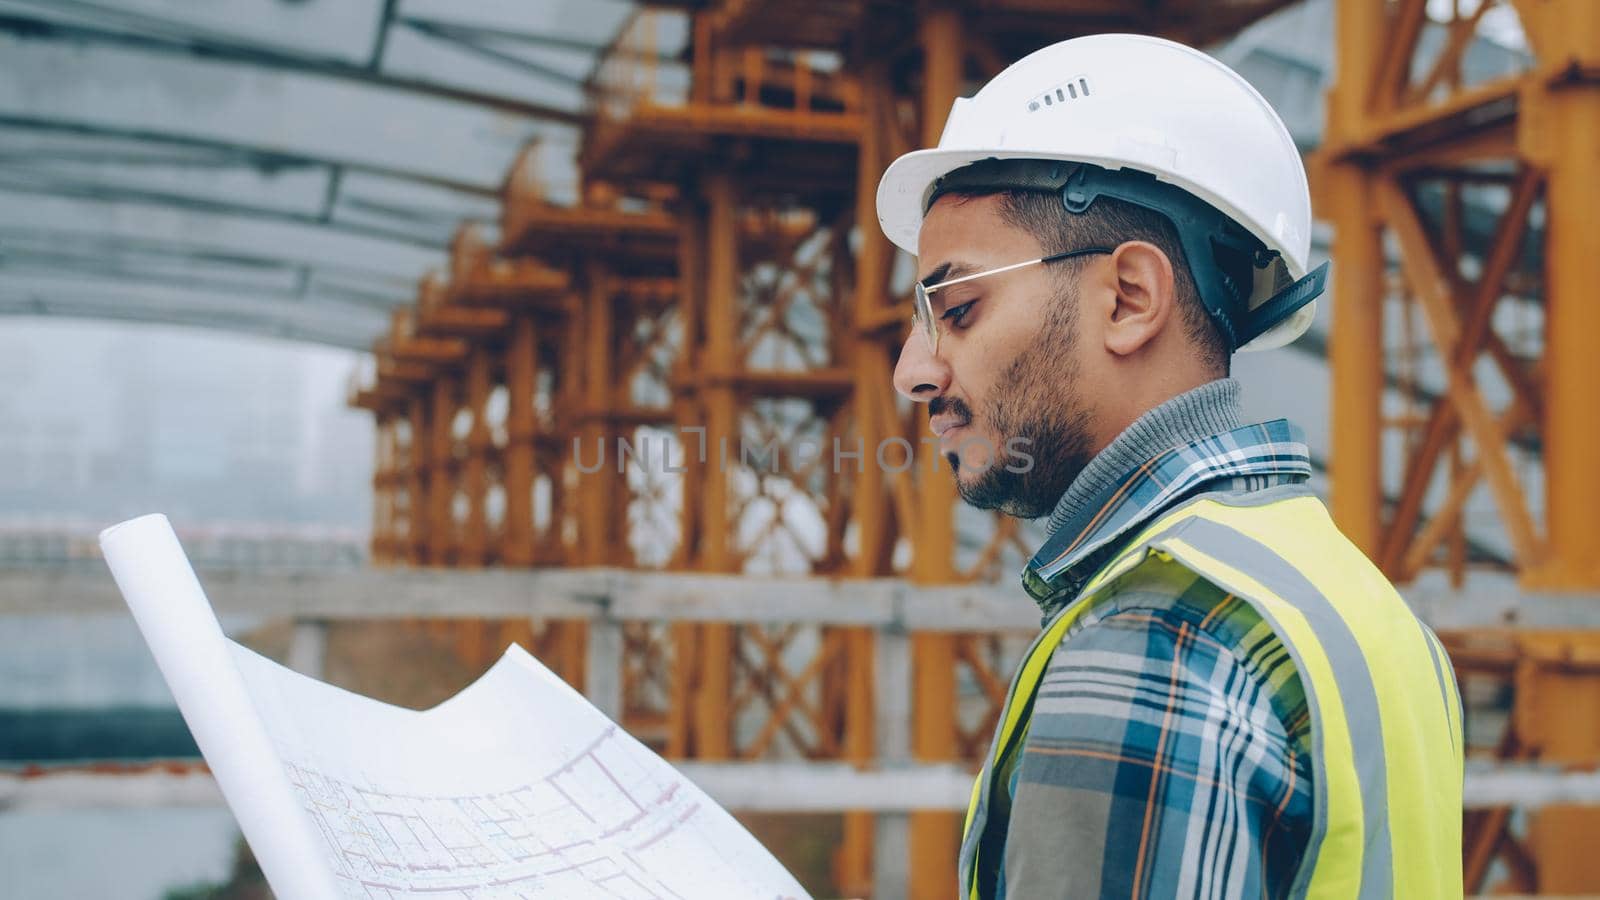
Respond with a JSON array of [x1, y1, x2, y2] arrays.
[[101, 514, 809, 900]]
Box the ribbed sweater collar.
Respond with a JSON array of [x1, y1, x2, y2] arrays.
[[1042, 377, 1244, 539]]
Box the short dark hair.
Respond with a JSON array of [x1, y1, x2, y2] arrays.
[[937, 188, 1231, 375]]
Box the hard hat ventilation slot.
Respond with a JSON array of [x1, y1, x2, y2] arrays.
[[1027, 77, 1092, 113]]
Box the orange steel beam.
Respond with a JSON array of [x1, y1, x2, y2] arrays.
[[1325, 0, 1387, 556], [1408, 0, 1497, 106], [461, 347, 493, 567], [1531, 0, 1600, 589], [428, 374, 457, 565], [1378, 180, 1543, 567], [502, 316, 537, 566], [909, 8, 964, 900], [1525, 631, 1600, 891], [555, 307, 585, 565], [345, 4, 1324, 894], [382, 417, 398, 563], [419, 271, 508, 339], [406, 393, 429, 565], [1371, 0, 1429, 113], [1397, 397, 1531, 581], [671, 203, 705, 572], [835, 55, 898, 895], [370, 414, 393, 563], [695, 171, 740, 760], [1355, 73, 1524, 159], [1326, 0, 1568, 584], [1376, 169, 1543, 574], [577, 257, 616, 568], [701, 172, 739, 575], [1328, 1, 1600, 886]]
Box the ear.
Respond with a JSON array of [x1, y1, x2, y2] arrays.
[[1103, 241, 1178, 358]]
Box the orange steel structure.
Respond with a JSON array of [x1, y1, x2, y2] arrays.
[[343, 2, 1386, 896], [1322, 0, 1600, 891]]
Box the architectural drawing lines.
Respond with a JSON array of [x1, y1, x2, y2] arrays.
[[280, 725, 714, 899]]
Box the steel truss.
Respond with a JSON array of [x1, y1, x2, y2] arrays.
[[1323, 0, 1600, 890], [351, 2, 1328, 896]]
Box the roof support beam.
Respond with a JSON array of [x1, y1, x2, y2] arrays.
[[0, 273, 388, 349], [0, 12, 587, 126], [0, 190, 442, 281], [0, 33, 566, 194]]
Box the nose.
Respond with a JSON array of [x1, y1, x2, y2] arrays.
[[892, 328, 951, 402]]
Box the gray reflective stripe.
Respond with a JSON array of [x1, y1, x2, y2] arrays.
[[1419, 623, 1458, 755], [1164, 517, 1393, 900], [972, 489, 1396, 898], [1438, 628, 1465, 746], [968, 507, 1291, 896], [959, 764, 987, 894]]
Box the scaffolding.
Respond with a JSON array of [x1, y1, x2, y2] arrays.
[[1321, 0, 1600, 891], [338, 1, 1600, 896]]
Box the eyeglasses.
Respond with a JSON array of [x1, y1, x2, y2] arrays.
[[912, 246, 1113, 355]]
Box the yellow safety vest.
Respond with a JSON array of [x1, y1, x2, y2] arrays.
[[960, 488, 1464, 898]]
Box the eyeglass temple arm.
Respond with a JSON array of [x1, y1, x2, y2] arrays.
[[919, 256, 1042, 295], [922, 247, 1114, 295]]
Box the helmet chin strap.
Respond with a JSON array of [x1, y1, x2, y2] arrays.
[[1234, 261, 1328, 349]]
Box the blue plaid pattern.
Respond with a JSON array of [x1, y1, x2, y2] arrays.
[[1022, 419, 1313, 609], [977, 419, 1317, 899]]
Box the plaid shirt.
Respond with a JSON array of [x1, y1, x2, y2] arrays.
[[978, 420, 1317, 899]]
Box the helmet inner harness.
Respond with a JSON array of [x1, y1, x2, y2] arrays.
[[925, 159, 1329, 354]]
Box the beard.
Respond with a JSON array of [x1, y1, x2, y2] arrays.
[[941, 286, 1096, 519]]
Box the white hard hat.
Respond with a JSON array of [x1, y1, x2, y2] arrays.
[[876, 33, 1321, 352]]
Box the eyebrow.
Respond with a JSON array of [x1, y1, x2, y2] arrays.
[[918, 260, 978, 291]]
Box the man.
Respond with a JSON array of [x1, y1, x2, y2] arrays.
[[876, 34, 1463, 899]]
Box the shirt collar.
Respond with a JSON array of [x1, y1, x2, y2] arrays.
[[1021, 418, 1313, 609]]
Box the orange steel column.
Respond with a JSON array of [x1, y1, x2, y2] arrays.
[[555, 308, 585, 567], [407, 392, 430, 565], [1519, 634, 1600, 891], [837, 57, 894, 896], [695, 172, 739, 760], [578, 258, 616, 567], [668, 201, 707, 759], [673, 205, 706, 571], [851, 58, 898, 581], [461, 347, 493, 567], [370, 414, 392, 563], [563, 259, 622, 692], [428, 374, 457, 565], [383, 415, 404, 564], [502, 316, 537, 566], [1532, 0, 1600, 588], [910, 7, 963, 899], [1519, 2, 1600, 886], [1324, 0, 1386, 557]]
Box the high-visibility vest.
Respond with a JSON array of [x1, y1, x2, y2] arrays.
[[960, 487, 1464, 899]]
